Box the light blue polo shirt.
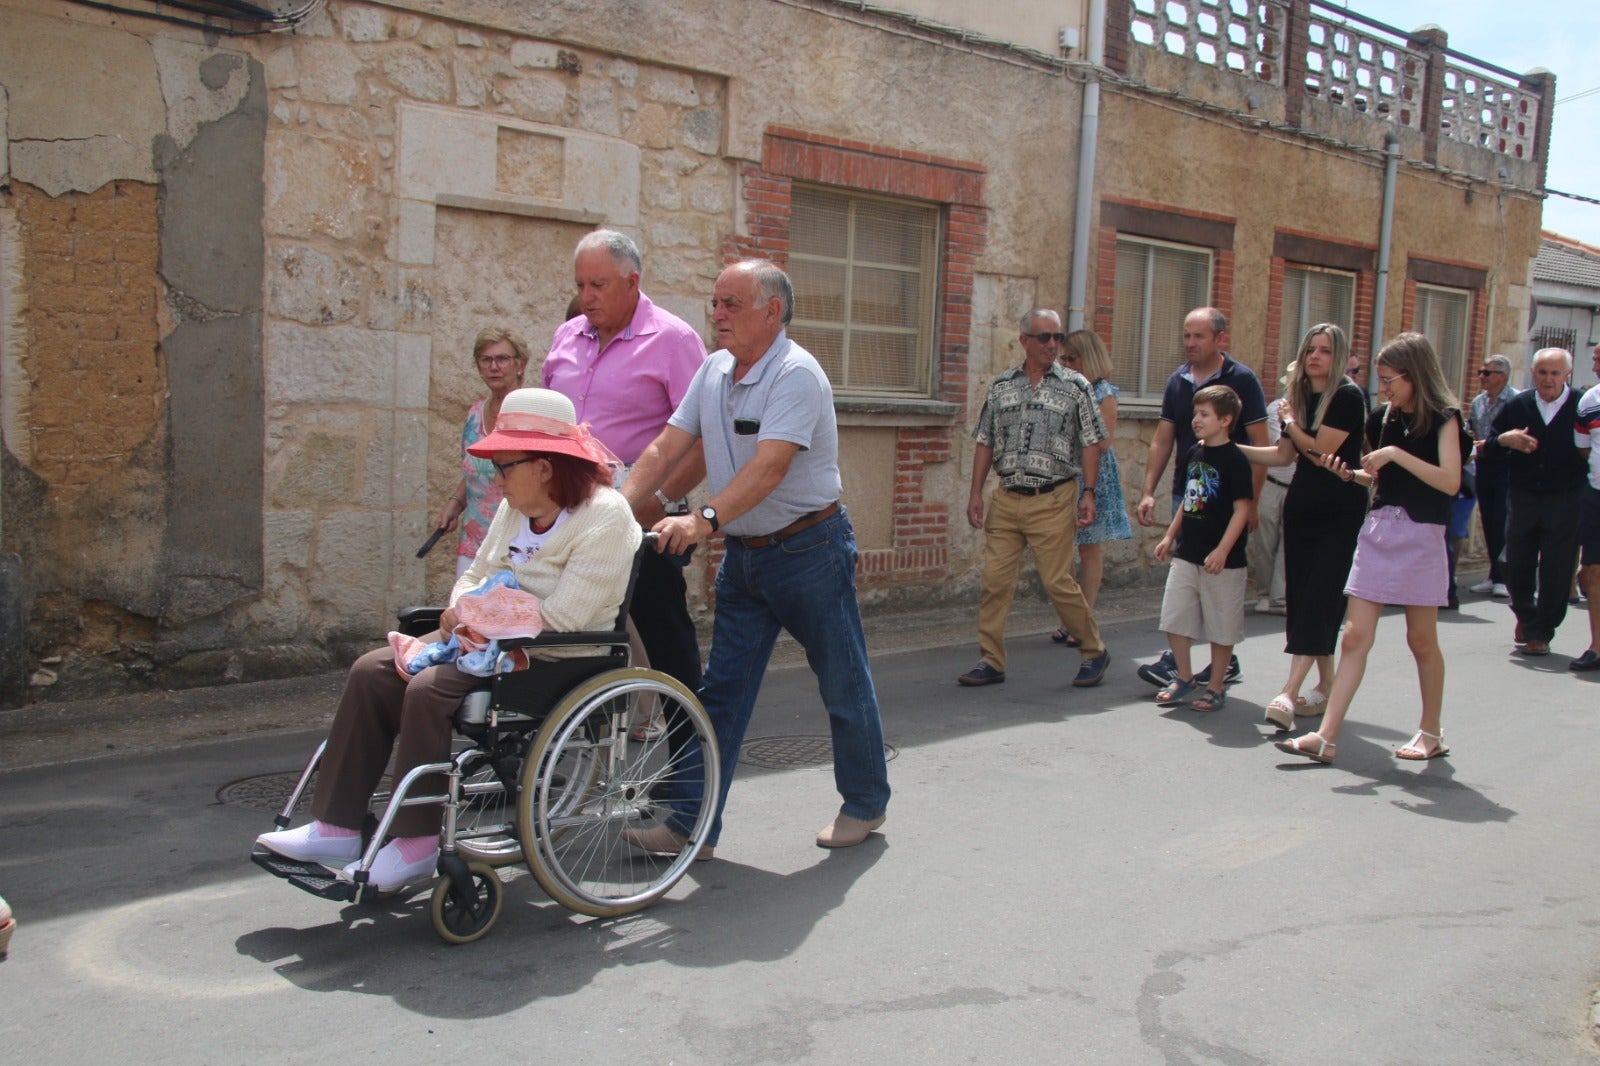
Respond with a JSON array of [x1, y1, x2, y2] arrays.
[[669, 331, 842, 537]]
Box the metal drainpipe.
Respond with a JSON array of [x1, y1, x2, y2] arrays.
[[1066, 0, 1105, 334], [1370, 131, 1401, 403]]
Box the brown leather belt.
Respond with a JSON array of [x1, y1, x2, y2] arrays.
[[734, 501, 841, 548]]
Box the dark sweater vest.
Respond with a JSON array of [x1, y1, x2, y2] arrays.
[[1487, 390, 1588, 494]]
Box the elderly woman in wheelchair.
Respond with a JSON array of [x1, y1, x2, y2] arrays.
[[257, 388, 663, 902]]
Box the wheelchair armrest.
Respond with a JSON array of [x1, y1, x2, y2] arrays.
[[499, 630, 628, 650], [397, 605, 445, 638]]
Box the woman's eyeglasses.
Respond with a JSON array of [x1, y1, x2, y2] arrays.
[[491, 457, 537, 478]]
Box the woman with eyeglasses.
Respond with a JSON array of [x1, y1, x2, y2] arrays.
[[433, 328, 531, 577], [1276, 332, 1467, 765], [1050, 330, 1132, 645], [258, 388, 640, 890], [1235, 324, 1368, 730]]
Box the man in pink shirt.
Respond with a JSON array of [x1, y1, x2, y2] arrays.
[[543, 230, 708, 691]]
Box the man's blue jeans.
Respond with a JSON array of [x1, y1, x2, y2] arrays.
[[664, 509, 890, 847]]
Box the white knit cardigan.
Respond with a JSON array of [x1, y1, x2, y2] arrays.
[[452, 487, 642, 649]]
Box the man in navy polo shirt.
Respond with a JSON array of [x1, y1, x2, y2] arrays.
[[1135, 307, 1269, 687]]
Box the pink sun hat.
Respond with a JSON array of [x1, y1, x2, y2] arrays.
[[466, 387, 621, 472]]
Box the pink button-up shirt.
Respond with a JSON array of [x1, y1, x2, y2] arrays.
[[542, 292, 707, 463]]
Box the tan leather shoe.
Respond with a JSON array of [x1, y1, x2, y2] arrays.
[[815, 813, 886, 849], [621, 823, 714, 861]]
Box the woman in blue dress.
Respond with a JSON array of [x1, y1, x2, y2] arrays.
[[1053, 330, 1133, 645]]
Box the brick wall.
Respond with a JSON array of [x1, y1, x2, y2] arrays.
[[12, 181, 163, 502]]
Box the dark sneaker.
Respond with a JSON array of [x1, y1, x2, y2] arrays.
[[1195, 655, 1243, 686], [1136, 650, 1177, 688], [1072, 649, 1112, 687], [957, 662, 1005, 686]]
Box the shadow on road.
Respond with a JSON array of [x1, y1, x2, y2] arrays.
[[232, 842, 885, 1017]]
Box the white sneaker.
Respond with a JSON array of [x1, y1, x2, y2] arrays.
[[341, 842, 438, 892], [1492, 583, 1510, 599], [1254, 597, 1273, 614], [257, 822, 361, 865], [1469, 578, 1495, 594]]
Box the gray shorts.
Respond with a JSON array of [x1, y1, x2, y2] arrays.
[[1159, 558, 1247, 646]]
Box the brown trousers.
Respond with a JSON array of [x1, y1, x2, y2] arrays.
[[310, 634, 483, 838]]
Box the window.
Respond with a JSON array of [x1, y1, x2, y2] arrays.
[[1413, 284, 1471, 389], [1111, 237, 1213, 397], [1280, 266, 1356, 366], [788, 185, 940, 397]]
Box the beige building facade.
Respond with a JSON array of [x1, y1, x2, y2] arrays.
[[0, 0, 1553, 701]]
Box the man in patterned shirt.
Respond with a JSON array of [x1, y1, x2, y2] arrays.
[[959, 309, 1113, 688]]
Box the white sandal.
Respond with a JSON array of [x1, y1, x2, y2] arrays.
[[1297, 689, 1328, 716], [1395, 729, 1449, 761], [1274, 732, 1335, 764], [1263, 693, 1299, 730]]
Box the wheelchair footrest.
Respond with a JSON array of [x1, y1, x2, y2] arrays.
[[250, 845, 357, 903]]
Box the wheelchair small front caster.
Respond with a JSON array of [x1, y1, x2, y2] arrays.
[[430, 861, 503, 945]]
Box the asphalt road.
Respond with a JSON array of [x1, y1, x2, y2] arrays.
[[2, 590, 1598, 1064]]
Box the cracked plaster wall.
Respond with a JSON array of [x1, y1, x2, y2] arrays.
[[0, 2, 266, 701]]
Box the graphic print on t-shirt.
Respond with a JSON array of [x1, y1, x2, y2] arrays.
[[1182, 460, 1223, 516]]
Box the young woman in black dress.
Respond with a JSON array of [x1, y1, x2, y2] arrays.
[[1237, 324, 1369, 729]]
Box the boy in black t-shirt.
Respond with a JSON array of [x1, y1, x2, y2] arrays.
[[1152, 385, 1254, 711]]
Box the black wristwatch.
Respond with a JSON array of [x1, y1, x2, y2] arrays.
[[698, 505, 719, 532]]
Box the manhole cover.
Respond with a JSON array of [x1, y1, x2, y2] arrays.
[[217, 771, 314, 812], [741, 735, 898, 770]]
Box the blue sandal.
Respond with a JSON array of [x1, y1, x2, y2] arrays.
[[1155, 677, 1196, 706], [1189, 687, 1227, 712]]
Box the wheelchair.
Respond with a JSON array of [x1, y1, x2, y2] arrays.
[[250, 535, 720, 944]]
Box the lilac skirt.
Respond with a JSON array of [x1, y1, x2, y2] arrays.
[[1343, 505, 1449, 607]]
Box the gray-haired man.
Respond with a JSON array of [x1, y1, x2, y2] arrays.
[[1467, 353, 1518, 597]]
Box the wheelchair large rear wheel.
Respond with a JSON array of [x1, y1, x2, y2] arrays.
[[517, 668, 719, 917]]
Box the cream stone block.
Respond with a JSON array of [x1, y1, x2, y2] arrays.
[[382, 49, 451, 103], [263, 510, 315, 572], [456, 29, 485, 48], [500, 75, 569, 123], [681, 107, 722, 155], [264, 44, 299, 90], [397, 103, 497, 201], [393, 334, 432, 410], [0, 91, 8, 186], [641, 68, 700, 107], [267, 321, 414, 405], [268, 243, 362, 324], [271, 429, 362, 507], [397, 102, 639, 225], [397, 199, 437, 265], [455, 59, 486, 109], [511, 41, 564, 69], [267, 133, 376, 241], [340, 6, 392, 42], [311, 509, 393, 624], [295, 40, 363, 105], [578, 80, 622, 137]]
